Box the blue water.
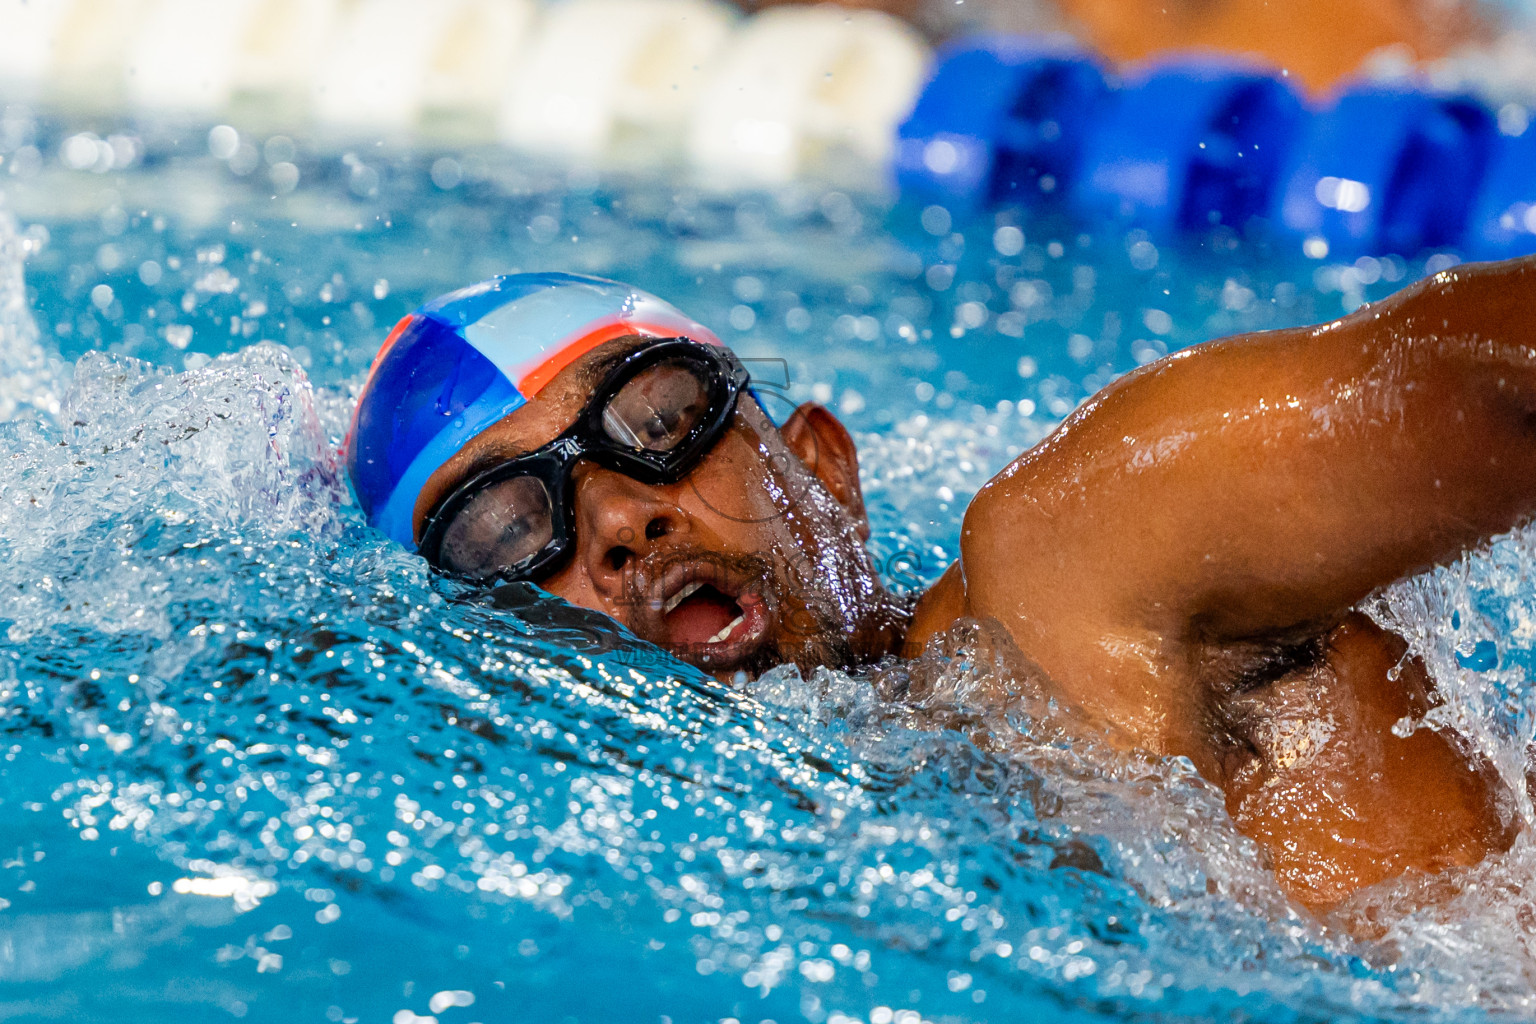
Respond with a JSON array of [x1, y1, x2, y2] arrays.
[[3, 113, 1536, 1023]]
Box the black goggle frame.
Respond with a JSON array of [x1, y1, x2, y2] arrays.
[[417, 337, 751, 583]]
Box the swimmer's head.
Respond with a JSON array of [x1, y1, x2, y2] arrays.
[[348, 273, 904, 679]]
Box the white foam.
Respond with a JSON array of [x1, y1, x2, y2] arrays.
[[0, 340, 344, 641], [0, 210, 61, 423]]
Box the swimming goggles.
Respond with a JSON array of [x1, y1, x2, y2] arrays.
[[418, 337, 751, 583]]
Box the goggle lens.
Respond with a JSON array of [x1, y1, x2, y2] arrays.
[[439, 474, 555, 580], [600, 358, 712, 452]]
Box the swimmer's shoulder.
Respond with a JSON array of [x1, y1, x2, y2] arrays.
[[905, 562, 967, 654], [906, 437, 1092, 655]]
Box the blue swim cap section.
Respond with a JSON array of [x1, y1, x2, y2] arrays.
[[348, 315, 522, 543], [420, 271, 617, 329]]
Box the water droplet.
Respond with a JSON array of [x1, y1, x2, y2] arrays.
[[1455, 638, 1498, 672]]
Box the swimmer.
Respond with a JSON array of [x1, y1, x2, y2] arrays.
[[348, 261, 1536, 910]]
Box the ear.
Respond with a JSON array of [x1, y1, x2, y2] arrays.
[[777, 402, 870, 540]]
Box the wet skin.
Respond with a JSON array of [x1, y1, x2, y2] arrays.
[[414, 255, 1536, 909]]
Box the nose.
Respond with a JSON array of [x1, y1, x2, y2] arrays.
[[569, 463, 685, 598]]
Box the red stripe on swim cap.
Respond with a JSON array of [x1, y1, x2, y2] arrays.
[[365, 313, 415, 379], [514, 320, 723, 398]]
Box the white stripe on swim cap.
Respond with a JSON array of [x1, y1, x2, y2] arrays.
[[462, 280, 722, 394]]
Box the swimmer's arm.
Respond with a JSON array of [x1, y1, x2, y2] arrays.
[[960, 256, 1536, 668]]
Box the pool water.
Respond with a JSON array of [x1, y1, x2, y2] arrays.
[[4, 113, 1536, 1024]]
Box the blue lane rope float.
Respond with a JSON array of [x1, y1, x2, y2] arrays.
[[1460, 118, 1536, 259], [1272, 84, 1496, 258], [3, 0, 1530, 261], [1071, 59, 1305, 236], [896, 35, 1532, 261], [893, 36, 1109, 210]]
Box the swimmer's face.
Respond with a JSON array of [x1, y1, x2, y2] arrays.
[[415, 337, 899, 681]]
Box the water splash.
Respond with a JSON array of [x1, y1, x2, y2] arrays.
[[0, 209, 61, 422], [0, 343, 343, 642]]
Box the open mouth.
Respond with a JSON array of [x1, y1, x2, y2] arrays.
[[654, 572, 769, 666]]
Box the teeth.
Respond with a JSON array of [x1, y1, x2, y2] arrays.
[[662, 581, 703, 615], [706, 614, 745, 645]]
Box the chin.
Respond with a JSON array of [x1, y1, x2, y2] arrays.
[[670, 630, 782, 680]]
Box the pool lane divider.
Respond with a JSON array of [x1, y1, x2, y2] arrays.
[[0, 0, 926, 183], [2, 0, 1533, 259], [892, 37, 1107, 211], [686, 4, 929, 184], [1274, 87, 1496, 258], [897, 35, 1536, 261], [499, 0, 735, 161], [1072, 60, 1306, 238]]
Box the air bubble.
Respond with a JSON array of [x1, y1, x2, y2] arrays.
[[208, 125, 240, 161]]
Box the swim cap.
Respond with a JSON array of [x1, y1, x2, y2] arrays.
[[347, 272, 723, 549]]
